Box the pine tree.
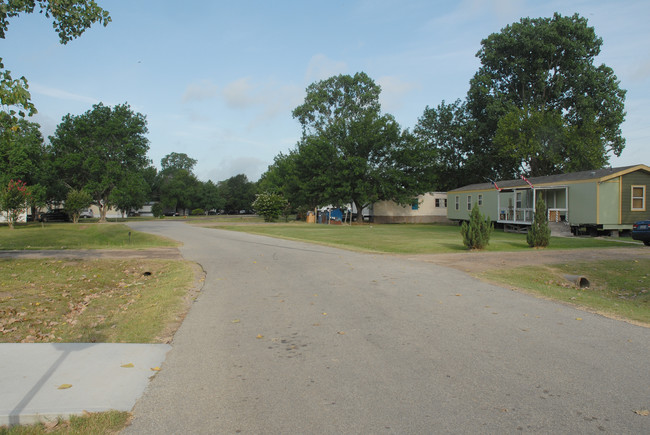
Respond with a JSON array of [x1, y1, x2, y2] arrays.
[[460, 204, 493, 249], [527, 197, 551, 247]]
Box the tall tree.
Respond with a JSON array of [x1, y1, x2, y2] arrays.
[[0, 1, 110, 124], [49, 103, 150, 221], [291, 72, 434, 221], [0, 117, 45, 186], [161, 152, 197, 173], [414, 100, 471, 191], [466, 13, 626, 178], [219, 174, 257, 213]]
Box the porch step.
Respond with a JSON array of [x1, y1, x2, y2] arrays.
[[549, 222, 572, 237]]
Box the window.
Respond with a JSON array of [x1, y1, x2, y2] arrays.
[[455, 196, 459, 211], [478, 194, 483, 206], [444, 199, 447, 208], [467, 196, 472, 211], [411, 199, 419, 210], [632, 185, 646, 211], [516, 192, 522, 209], [435, 198, 440, 207]]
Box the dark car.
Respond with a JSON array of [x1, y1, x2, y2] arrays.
[[38, 210, 70, 223], [632, 220, 650, 246]]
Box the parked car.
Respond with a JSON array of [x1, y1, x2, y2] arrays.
[[79, 209, 94, 219], [38, 210, 70, 222], [632, 220, 650, 246]]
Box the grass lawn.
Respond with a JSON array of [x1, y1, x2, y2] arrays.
[[480, 259, 650, 325], [0, 258, 198, 343], [0, 411, 130, 435], [219, 222, 638, 254], [0, 223, 178, 250]]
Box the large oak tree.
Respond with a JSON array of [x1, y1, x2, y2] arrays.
[[465, 13, 626, 179], [290, 72, 434, 221], [49, 103, 150, 221]]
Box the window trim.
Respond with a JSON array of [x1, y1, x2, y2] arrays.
[[478, 194, 483, 206], [467, 195, 472, 211], [455, 196, 459, 211], [631, 185, 646, 211]]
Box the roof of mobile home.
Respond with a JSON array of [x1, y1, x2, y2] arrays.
[[448, 165, 650, 193]]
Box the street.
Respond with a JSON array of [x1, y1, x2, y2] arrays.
[[123, 221, 649, 434]]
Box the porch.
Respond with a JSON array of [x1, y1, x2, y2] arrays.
[[497, 186, 568, 226]]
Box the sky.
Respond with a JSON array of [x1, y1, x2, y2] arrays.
[[2, 0, 649, 183]]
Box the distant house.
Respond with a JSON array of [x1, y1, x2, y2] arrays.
[[373, 192, 450, 224], [447, 165, 650, 235]]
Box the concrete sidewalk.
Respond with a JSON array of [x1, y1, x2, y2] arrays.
[[0, 343, 171, 427]]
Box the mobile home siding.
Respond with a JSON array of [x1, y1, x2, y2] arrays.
[[598, 179, 620, 225], [621, 172, 650, 223], [565, 182, 597, 225]]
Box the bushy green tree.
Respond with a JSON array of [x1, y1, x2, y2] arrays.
[[65, 189, 92, 223], [252, 192, 287, 222], [151, 202, 163, 218], [460, 204, 493, 250], [527, 197, 551, 247], [49, 103, 150, 221]]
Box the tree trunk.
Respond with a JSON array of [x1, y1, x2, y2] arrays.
[[354, 200, 364, 223]]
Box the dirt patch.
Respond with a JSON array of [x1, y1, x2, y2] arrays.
[[402, 247, 650, 274], [0, 247, 183, 260]]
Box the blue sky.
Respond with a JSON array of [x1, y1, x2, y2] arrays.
[[2, 0, 649, 182]]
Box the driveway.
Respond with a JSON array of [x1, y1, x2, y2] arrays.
[[123, 221, 650, 434]]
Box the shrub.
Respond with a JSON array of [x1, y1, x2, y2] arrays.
[[0, 179, 30, 229], [191, 208, 205, 216], [65, 189, 93, 223], [460, 204, 493, 249], [151, 202, 164, 218], [527, 197, 551, 247], [252, 191, 287, 222]]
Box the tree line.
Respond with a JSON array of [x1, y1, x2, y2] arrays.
[[0, 105, 258, 222], [1, 6, 627, 224]]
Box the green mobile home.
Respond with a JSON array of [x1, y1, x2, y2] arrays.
[[447, 165, 650, 234]]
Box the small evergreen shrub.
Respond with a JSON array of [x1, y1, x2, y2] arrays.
[[460, 204, 493, 249], [191, 208, 205, 216], [527, 197, 551, 247]]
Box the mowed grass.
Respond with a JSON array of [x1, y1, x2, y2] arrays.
[[481, 259, 650, 325], [0, 258, 197, 343], [221, 222, 637, 254], [0, 410, 130, 435], [0, 223, 178, 250]]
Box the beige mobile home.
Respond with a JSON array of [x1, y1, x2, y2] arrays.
[[373, 192, 449, 224]]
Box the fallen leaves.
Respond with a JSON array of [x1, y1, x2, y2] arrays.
[[256, 334, 264, 339], [635, 409, 650, 416], [121, 363, 134, 368], [57, 384, 72, 389]]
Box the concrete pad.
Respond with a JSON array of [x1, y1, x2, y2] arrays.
[[0, 343, 171, 427]]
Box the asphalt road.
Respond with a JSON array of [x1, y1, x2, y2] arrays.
[[123, 221, 649, 434]]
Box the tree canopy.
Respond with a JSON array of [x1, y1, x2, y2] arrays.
[[283, 72, 434, 220], [465, 13, 626, 179], [49, 103, 150, 221]]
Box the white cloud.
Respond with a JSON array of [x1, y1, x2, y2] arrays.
[[201, 156, 269, 183], [182, 80, 219, 103], [222, 77, 257, 109], [377, 76, 419, 113], [304, 54, 347, 83], [30, 83, 97, 104], [220, 77, 303, 127]]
